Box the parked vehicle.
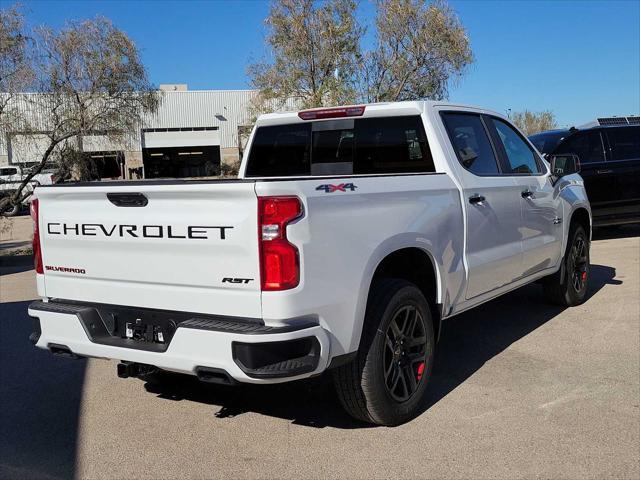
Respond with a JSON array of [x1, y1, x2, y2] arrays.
[[0, 165, 42, 217], [530, 118, 640, 226], [28, 101, 591, 425], [0, 164, 58, 186]]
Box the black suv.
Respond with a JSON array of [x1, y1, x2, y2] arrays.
[[530, 118, 640, 226]]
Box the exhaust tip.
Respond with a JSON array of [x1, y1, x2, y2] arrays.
[[48, 343, 79, 358], [195, 366, 236, 386]]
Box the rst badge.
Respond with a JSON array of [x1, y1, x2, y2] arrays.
[[316, 183, 357, 193]]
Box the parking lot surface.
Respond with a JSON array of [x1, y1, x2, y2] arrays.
[[1, 224, 638, 479]]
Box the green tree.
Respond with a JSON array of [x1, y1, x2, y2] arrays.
[[360, 0, 473, 102], [248, 0, 474, 110], [511, 110, 558, 136], [248, 0, 363, 110]]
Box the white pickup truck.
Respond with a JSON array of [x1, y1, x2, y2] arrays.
[[28, 101, 591, 425]]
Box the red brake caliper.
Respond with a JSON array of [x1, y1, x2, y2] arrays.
[[417, 362, 425, 381]]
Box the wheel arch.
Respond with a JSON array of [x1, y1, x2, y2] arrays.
[[352, 244, 444, 352], [570, 206, 591, 240]]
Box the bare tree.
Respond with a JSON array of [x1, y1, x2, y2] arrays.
[[0, 14, 159, 214], [360, 0, 473, 102], [0, 5, 33, 133], [511, 110, 558, 136], [247, 0, 363, 110]]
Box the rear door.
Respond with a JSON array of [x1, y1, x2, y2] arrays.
[[440, 111, 523, 299], [603, 126, 640, 220], [36, 181, 262, 318]]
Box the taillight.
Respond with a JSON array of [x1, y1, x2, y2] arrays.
[[30, 199, 43, 274], [258, 196, 302, 291], [298, 105, 365, 120]]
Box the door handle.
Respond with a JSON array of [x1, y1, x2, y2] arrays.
[[596, 169, 613, 174], [468, 194, 485, 205], [521, 189, 535, 199]]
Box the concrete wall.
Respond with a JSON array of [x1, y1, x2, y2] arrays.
[[221, 147, 240, 168]]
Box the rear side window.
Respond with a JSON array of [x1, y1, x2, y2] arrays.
[[0, 168, 18, 176], [490, 118, 543, 174], [441, 113, 500, 175], [245, 116, 434, 177], [606, 127, 640, 161], [555, 131, 605, 163]]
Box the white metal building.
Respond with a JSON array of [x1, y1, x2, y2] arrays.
[[0, 86, 269, 179]]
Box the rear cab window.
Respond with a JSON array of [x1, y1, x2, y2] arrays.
[[245, 115, 435, 177]]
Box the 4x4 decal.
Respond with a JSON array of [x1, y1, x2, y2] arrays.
[[316, 183, 358, 193]]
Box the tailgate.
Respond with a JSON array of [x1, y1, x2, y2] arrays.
[[36, 181, 262, 318]]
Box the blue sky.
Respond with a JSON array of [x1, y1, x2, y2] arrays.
[[15, 0, 640, 127]]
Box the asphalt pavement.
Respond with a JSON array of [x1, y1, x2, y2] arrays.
[[1, 225, 638, 479]]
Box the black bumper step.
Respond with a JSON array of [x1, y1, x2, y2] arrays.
[[180, 317, 315, 334], [28, 300, 318, 353], [232, 337, 321, 378]]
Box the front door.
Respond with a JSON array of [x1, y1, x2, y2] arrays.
[[487, 116, 563, 276]]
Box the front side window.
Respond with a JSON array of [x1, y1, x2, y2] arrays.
[[606, 127, 640, 161], [491, 118, 543, 174], [245, 116, 434, 177], [441, 112, 500, 175], [555, 131, 605, 163]]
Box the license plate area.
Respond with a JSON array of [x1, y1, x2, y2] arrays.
[[71, 302, 196, 352]]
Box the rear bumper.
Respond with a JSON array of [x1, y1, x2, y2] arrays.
[[28, 300, 331, 384]]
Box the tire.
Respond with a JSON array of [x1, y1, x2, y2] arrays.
[[333, 278, 435, 426], [543, 223, 590, 306], [0, 202, 20, 217]]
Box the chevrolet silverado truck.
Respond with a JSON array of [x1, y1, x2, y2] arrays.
[[28, 101, 591, 425]]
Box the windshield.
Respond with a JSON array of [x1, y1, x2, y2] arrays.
[[245, 115, 435, 177], [528, 131, 569, 154]]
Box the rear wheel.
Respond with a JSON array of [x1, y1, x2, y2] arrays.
[[333, 279, 435, 426], [543, 224, 590, 306], [0, 202, 20, 217]]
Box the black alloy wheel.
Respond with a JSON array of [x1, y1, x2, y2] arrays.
[[569, 234, 589, 294], [543, 223, 590, 306], [333, 279, 435, 426], [383, 305, 428, 403]]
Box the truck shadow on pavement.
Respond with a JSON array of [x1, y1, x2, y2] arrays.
[[0, 299, 87, 479], [143, 263, 620, 429], [0, 255, 35, 275]]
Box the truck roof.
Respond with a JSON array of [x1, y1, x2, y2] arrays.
[[256, 100, 501, 126]]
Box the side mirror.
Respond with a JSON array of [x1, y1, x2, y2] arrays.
[[549, 154, 581, 177]]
